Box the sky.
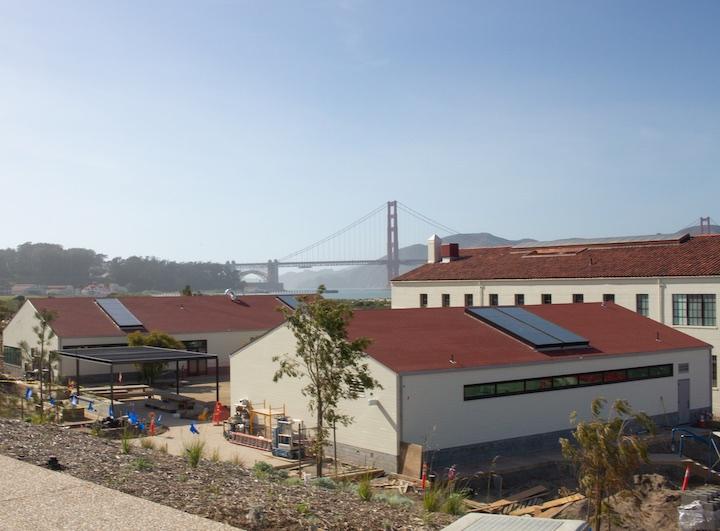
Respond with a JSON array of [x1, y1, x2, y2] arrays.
[[1, 0, 719, 263]]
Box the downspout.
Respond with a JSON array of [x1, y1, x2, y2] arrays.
[[657, 278, 666, 324], [479, 284, 485, 307], [396, 373, 403, 472]]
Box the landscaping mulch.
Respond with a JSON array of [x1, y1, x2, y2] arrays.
[[0, 419, 454, 530]]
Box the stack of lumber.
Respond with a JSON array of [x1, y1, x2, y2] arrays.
[[465, 485, 548, 514], [466, 485, 585, 519], [508, 493, 585, 518]]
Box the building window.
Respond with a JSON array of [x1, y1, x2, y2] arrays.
[[489, 294, 499, 306], [636, 294, 649, 317], [419, 293, 428, 308], [463, 363, 673, 401], [464, 294, 474, 307], [573, 294, 584, 303], [515, 294, 525, 306], [714, 356, 718, 388], [2, 346, 22, 367], [672, 294, 716, 326], [542, 294, 552, 305], [441, 294, 450, 307], [603, 294, 615, 303], [678, 362, 689, 374]]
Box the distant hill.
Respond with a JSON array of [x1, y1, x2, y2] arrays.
[[280, 232, 535, 290]]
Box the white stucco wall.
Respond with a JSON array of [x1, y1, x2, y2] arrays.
[[2, 301, 60, 370], [230, 324, 400, 460], [2, 300, 269, 378], [392, 276, 720, 410], [400, 348, 711, 450]]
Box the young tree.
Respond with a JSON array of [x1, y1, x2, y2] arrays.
[[181, 284, 193, 296], [19, 309, 57, 408], [559, 398, 655, 529], [128, 330, 184, 385], [273, 287, 381, 477]]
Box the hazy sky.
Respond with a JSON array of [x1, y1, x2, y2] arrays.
[[1, 1, 719, 262]]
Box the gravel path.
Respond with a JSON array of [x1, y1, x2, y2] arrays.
[[0, 419, 453, 530]]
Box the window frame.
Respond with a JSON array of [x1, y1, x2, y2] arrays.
[[572, 294, 584, 304], [636, 294, 649, 317], [489, 293, 499, 306], [464, 294, 474, 307], [441, 293, 451, 307], [514, 294, 525, 306], [673, 294, 716, 326], [541, 293, 552, 305], [419, 293, 428, 308], [463, 363, 673, 401]]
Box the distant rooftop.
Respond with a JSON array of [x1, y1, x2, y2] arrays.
[[513, 232, 690, 249], [395, 233, 720, 282]]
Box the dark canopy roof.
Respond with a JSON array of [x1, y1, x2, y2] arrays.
[[57, 346, 218, 365]]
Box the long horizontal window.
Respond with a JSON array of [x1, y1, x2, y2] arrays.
[[463, 363, 674, 401]]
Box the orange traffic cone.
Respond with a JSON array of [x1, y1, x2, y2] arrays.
[[212, 401, 223, 426]]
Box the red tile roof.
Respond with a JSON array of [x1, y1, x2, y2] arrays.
[[394, 234, 720, 282], [347, 303, 708, 373], [30, 295, 287, 338]]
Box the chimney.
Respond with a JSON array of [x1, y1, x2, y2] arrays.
[[441, 243, 460, 262], [428, 234, 442, 264]]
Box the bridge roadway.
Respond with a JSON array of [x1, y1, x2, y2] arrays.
[[235, 259, 426, 268]]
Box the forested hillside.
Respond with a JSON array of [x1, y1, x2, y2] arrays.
[[0, 243, 239, 292]]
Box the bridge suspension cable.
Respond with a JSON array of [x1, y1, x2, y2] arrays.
[[279, 202, 387, 262], [397, 201, 461, 236]]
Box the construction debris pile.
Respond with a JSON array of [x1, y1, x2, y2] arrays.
[[464, 485, 586, 519]]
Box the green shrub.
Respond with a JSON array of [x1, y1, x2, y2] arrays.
[[313, 477, 338, 490], [184, 439, 206, 468], [133, 456, 154, 471], [357, 476, 373, 501], [284, 477, 302, 486], [252, 461, 288, 480], [296, 502, 311, 515], [140, 437, 155, 450], [442, 491, 468, 515], [375, 492, 414, 507], [423, 483, 446, 513], [120, 427, 132, 455]]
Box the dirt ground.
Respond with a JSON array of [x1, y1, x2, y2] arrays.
[[557, 474, 680, 530]]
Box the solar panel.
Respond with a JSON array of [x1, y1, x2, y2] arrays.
[[499, 307, 588, 347], [277, 295, 299, 310], [95, 298, 144, 329], [466, 306, 589, 350], [467, 307, 560, 348]]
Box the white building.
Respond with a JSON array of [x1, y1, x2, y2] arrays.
[[2, 294, 289, 380], [230, 302, 710, 474], [392, 233, 720, 411]]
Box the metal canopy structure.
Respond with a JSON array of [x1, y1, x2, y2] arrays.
[[57, 346, 220, 409]]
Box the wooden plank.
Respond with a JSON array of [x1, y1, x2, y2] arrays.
[[509, 505, 541, 516], [472, 485, 549, 513], [539, 493, 584, 510], [536, 502, 573, 519]]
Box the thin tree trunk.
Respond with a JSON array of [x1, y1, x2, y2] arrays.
[[316, 397, 323, 478]]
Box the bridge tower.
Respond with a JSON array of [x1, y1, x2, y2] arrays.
[[386, 200, 400, 283]]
